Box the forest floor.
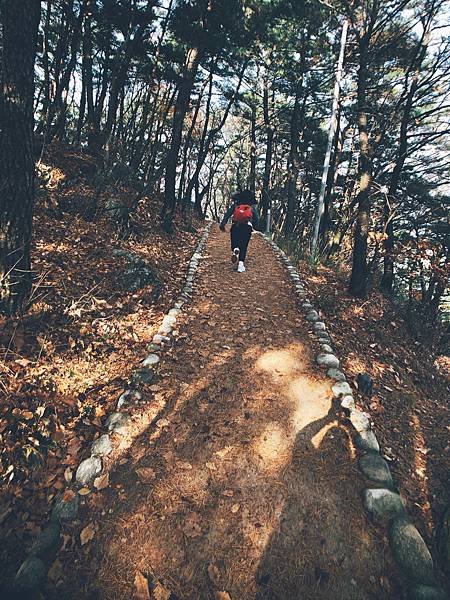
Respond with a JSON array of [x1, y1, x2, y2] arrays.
[[0, 147, 448, 599], [44, 227, 407, 600]]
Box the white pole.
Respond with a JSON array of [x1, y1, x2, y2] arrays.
[[310, 18, 349, 262], [266, 208, 271, 235]]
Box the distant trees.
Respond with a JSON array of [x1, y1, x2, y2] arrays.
[[0, 0, 448, 324], [0, 0, 41, 315]]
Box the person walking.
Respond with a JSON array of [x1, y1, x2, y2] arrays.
[[219, 190, 259, 272]]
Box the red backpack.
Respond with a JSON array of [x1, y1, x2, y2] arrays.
[[232, 204, 253, 224]]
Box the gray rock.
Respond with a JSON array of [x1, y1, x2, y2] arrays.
[[131, 367, 154, 385], [302, 302, 313, 310], [327, 368, 346, 382], [91, 434, 113, 457], [174, 302, 183, 310], [153, 334, 170, 344], [76, 456, 102, 485], [390, 518, 435, 584], [355, 429, 380, 452], [142, 353, 160, 367], [359, 452, 393, 488], [169, 308, 181, 317], [313, 321, 326, 331], [146, 343, 160, 353], [29, 522, 61, 559], [363, 488, 406, 524], [321, 344, 334, 354], [350, 410, 371, 432], [408, 585, 448, 600], [305, 310, 319, 322], [316, 354, 340, 369], [316, 332, 331, 342], [105, 412, 130, 435], [14, 556, 46, 592], [332, 381, 353, 397], [51, 493, 79, 523], [341, 395, 355, 411], [158, 324, 173, 335]]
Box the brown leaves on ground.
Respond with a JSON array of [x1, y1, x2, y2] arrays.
[[80, 522, 96, 546], [134, 572, 150, 600], [0, 142, 203, 587]]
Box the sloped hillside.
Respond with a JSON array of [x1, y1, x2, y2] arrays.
[[0, 144, 204, 586]]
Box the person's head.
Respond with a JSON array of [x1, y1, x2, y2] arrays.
[[233, 189, 256, 205]]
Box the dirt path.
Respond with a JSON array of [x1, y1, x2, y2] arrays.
[[59, 225, 403, 599]]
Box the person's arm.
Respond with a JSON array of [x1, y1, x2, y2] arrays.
[[252, 205, 260, 231], [220, 204, 234, 230]]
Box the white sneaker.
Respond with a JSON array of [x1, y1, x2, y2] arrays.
[[231, 247, 240, 264], [237, 261, 246, 273]]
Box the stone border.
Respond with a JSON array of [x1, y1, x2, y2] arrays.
[[12, 222, 214, 597], [263, 235, 447, 600]]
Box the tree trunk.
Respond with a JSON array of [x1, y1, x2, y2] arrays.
[[162, 47, 202, 227], [349, 35, 371, 298], [249, 104, 257, 195], [0, 0, 41, 315], [261, 76, 274, 231]]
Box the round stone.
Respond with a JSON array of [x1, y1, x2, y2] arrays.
[[316, 332, 331, 342], [313, 322, 326, 331], [316, 354, 340, 369], [91, 434, 113, 457], [51, 493, 79, 523], [305, 311, 319, 322], [355, 429, 380, 452], [359, 452, 393, 488], [142, 353, 160, 367], [158, 324, 173, 335], [327, 368, 346, 381], [131, 368, 154, 385], [105, 412, 130, 435], [321, 344, 334, 354], [390, 518, 435, 584], [76, 456, 102, 485], [14, 557, 46, 593], [30, 522, 61, 559], [350, 410, 371, 432], [363, 488, 406, 524], [332, 381, 352, 397], [341, 395, 355, 411]]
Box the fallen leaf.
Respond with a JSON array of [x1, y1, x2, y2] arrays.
[[153, 581, 171, 600], [78, 487, 91, 496], [206, 462, 217, 471], [80, 522, 96, 546], [62, 489, 75, 502], [231, 503, 240, 513], [64, 467, 73, 483], [214, 592, 231, 600], [134, 571, 150, 600], [136, 467, 156, 482], [94, 472, 109, 490], [208, 563, 221, 586], [222, 490, 234, 497]]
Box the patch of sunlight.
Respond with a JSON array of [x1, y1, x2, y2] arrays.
[[256, 347, 307, 377], [311, 420, 338, 448], [253, 422, 291, 473], [289, 376, 331, 433]]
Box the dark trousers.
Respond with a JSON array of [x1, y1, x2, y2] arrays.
[[230, 223, 252, 262]]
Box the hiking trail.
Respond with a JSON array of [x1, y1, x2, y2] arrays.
[[58, 225, 401, 600]]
